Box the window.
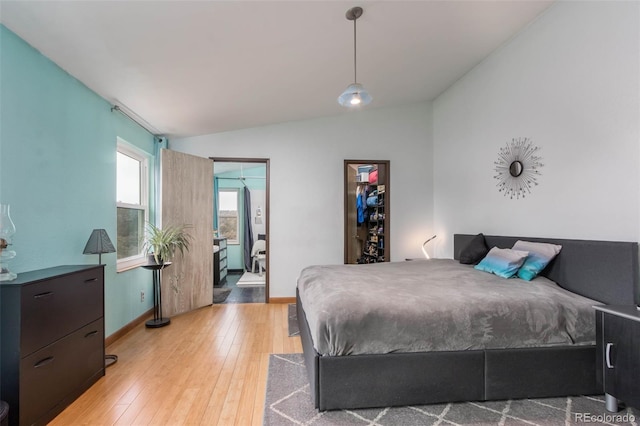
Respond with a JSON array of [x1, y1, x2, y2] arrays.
[[218, 189, 239, 244], [117, 138, 149, 271]]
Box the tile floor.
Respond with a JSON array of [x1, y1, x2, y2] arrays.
[[218, 271, 265, 303]]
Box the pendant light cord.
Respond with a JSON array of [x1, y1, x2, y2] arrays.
[[353, 17, 358, 84]]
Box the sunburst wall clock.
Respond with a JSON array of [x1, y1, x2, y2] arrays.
[[494, 137, 544, 199]]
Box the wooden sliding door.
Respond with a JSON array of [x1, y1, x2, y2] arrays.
[[160, 149, 213, 317]]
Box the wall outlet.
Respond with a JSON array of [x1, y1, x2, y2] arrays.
[[140, 291, 145, 302]]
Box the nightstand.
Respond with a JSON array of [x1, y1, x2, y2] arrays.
[[594, 305, 640, 412]]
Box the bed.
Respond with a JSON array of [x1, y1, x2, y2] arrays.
[[296, 234, 639, 411]]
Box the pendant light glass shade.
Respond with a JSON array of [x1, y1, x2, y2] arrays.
[[338, 83, 372, 107], [338, 7, 372, 108]]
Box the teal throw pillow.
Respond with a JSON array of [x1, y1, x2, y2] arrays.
[[474, 247, 529, 279], [512, 240, 562, 281]]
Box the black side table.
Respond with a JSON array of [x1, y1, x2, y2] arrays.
[[594, 305, 640, 412], [143, 262, 171, 328]]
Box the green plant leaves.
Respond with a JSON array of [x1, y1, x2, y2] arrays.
[[143, 223, 193, 264]]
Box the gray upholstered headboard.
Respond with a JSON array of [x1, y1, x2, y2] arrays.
[[454, 234, 639, 306]]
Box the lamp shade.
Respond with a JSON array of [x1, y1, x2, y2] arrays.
[[338, 83, 372, 107], [83, 229, 115, 257]]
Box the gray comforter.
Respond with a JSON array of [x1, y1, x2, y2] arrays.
[[297, 259, 598, 356]]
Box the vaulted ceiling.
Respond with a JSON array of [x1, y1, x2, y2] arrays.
[[0, 1, 553, 138]]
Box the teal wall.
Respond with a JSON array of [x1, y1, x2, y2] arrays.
[[215, 166, 266, 269], [0, 25, 156, 337]]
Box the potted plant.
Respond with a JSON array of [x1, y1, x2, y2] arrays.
[[143, 223, 193, 265]]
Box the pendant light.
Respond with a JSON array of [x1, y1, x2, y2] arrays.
[[338, 6, 372, 107]]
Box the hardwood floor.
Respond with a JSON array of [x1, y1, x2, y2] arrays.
[[50, 303, 302, 425]]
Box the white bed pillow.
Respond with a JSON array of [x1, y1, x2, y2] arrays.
[[512, 240, 562, 281]]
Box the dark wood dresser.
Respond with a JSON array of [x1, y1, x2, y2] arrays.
[[0, 265, 105, 426], [213, 238, 228, 286]]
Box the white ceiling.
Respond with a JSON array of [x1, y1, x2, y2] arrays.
[[213, 161, 264, 175], [0, 1, 553, 138]]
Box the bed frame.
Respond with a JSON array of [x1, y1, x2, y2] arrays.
[[297, 234, 639, 411]]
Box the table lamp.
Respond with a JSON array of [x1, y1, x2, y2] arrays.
[[82, 229, 118, 367], [422, 235, 437, 259], [83, 229, 115, 264]]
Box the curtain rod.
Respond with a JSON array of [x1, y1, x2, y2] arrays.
[[111, 105, 162, 137], [216, 176, 266, 180]]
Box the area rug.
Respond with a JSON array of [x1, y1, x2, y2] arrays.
[[288, 304, 299, 337], [213, 287, 231, 303], [263, 353, 638, 426], [237, 271, 265, 287]]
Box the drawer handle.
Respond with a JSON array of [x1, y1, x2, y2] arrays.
[[33, 292, 53, 299], [84, 330, 99, 338], [84, 277, 98, 283], [606, 343, 615, 369], [34, 356, 55, 368]]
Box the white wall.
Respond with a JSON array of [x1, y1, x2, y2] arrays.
[[251, 189, 266, 238], [171, 103, 433, 297], [433, 1, 640, 257]]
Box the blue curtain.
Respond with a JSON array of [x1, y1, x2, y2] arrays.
[[213, 177, 219, 233], [243, 186, 254, 271]]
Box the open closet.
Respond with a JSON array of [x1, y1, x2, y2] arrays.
[[344, 160, 390, 264]]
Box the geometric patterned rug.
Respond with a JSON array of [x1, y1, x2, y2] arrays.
[[263, 353, 638, 425]]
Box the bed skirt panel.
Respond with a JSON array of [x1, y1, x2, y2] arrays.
[[318, 350, 484, 410], [297, 293, 319, 408], [484, 345, 601, 400]]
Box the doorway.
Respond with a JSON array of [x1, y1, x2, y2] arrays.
[[344, 160, 390, 264], [211, 157, 270, 303]]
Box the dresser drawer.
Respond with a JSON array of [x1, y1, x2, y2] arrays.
[[20, 318, 104, 425], [220, 257, 227, 270], [215, 238, 227, 250], [21, 268, 103, 356]]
